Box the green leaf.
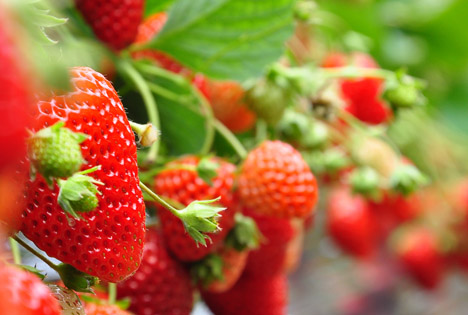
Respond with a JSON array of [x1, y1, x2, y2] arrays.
[[19, 265, 45, 280], [148, 0, 296, 80], [145, 0, 175, 16], [197, 157, 220, 186]]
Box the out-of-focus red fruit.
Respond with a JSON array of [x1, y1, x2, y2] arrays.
[[76, 0, 143, 51], [243, 210, 294, 279], [0, 168, 25, 232], [327, 186, 378, 259], [238, 140, 318, 218], [202, 274, 288, 315], [396, 227, 444, 289], [321, 52, 347, 68], [0, 263, 61, 315], [370, 193, 422, 224], [204, 80, 256, 133], [133, 12, 190, 76], [0, 4, 32, 170], [284, 218, 305, 273]]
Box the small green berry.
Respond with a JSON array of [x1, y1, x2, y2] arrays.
[[28, 121, 88, 182]]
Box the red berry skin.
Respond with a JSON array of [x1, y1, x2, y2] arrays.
[[327, 187, 378, 259], [202, 274, 288, 315], [0, 263, 61, 315], [396, 228, 444, 290], [0, 5, 32, 170], [20, 67, 146, 282], [118, 229, 194, 315], [204, 80, 257, 133], [133, 12, 189, 75], [154, 156, 237, 261], [76, 0, 143, 50], [242, 210, 294, 279], [321, 52, 348, 68], [238, 140, 318, 218]]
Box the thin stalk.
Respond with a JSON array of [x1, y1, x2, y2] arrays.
[[108, 283, 117, 305], [255, 119, 268, 144], [213, 120, 248, 160], [9, 238, 21, 265], [119, 60, 160, 163], [139, 182, 181, 218], [192, 87, 215, 155], [12, 235, 59, 272]]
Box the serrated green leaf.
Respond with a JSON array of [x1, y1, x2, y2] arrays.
[[148, 0, 296, 80]]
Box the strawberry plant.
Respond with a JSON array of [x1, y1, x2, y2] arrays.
[[1, 0, 468, 314]]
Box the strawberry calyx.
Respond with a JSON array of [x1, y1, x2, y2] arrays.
[[177, 198, 226, 246], [139, 182, 225, 245], [190, 254, 224, 288], [196, 157, 220, 186], [390, 164, 429, 196], [57, 263, 97, 293], [57, 166, 103, 219], [28, 121, 88, 186], [349, 167, 382, 200], [224, 213, 261, 252]]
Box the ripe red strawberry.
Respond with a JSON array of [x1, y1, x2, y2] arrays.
[[0, 4, 32, 170], [327, 186, 378, 259], [202, 274, 288, 315], [322, 52, 391, 125], [0, 263, 61, 315], [238, 140, 318, 218], [243, 210, 294, 279], [284, 218, 305, 273], [154, 156, 237, 261], [370, 193, 422, 225], [133, 12, 189, 76], [20, 67, 146, 282], [204, 80, 257, 133], [76, 0, 143, 51], [395, 227, 444, 289], [196, 247, 249, 293], [85, 303, 131, 315], [117, 228, 194, 315]]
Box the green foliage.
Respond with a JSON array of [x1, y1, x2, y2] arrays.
[[148, 0, 296, 80], [144, 0, 175, 16]]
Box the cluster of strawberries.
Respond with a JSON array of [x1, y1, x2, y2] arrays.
[[0, 1, 320, 314]]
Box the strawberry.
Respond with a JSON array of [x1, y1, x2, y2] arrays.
[[0, 263, 61, 315], [395, 227, 444, 289], [133, 12, 189, 76], [193, 213, 260, 293], [202, 274, 288, 315], [322, 52, 391, 125], [284, 218, 305, 273], [85, 303, 131, 315], [117, 228, 194, 315], [20, 67, 146, 282], [28, 121, 88, 183], [76, 0, 143, 51], [243, 210, 294, 279], [326, 186, 378, 259], [204, 80, 256, 133], [238, 140, 318, 218], [0, 3, 32, 170], [369, 193, 422, 225], [154, 156, 237, 261]]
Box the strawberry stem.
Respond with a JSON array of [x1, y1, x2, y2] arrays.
[[213, 120, 247, 159], [118, 59, 160, 164], [108, 283, 117, 305], [12, 235, 60, 272], [8, 238, 21, 265], [139, 182, 181, 217]]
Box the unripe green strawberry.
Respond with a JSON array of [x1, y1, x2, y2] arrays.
[[245, 79, 292, 125], [29, 121, 88, 183]]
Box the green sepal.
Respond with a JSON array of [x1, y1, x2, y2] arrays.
[[19, 265, 45, 280], [224, 213, 261, 252], [57, 263, 97, 293], [57, 166, 103, 219], [390, 164, 429, 196], [197, 157, 220, 186], [80, 295, 131, 310], [190, 254, 224, 288], [349, 167, 382, 200], [177, 197, 226, 246]]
